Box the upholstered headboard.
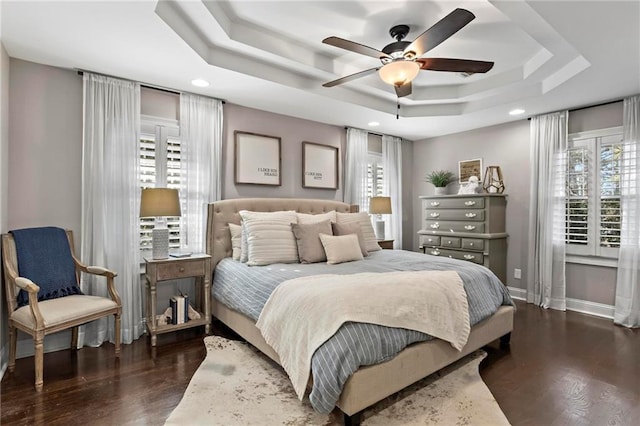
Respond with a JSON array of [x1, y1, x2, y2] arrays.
[[205, 198, 358, 269]]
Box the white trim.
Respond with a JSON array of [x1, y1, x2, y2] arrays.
[[0, 346, 7, 381], [15, 331, 72, 359], [569, 126, 623, 141], [566, 255, 618, 268], [507, 286, 614, 319]]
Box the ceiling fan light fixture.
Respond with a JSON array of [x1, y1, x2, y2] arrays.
[[379, 61, 420, 87]]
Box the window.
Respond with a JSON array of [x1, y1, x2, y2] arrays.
[[140, 116, 181, 253], [566, 127, 623, 258], [366, 153, 384, 208]]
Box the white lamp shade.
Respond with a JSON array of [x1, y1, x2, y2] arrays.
[[140, 188, 181, 217], [378, 61, 420, 86]]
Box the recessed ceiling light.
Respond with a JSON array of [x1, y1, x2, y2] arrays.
[[509, 108, 525, 116], [368, 121, 380, 127], [191, 79, 210, 87]]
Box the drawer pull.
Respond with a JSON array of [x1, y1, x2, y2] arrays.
[[469, 242, 474, 246], [465, 212, 477, 218], [445, 240, 452, 245], [179, 267, 185, 272], [430, 212, 440, 218], [430, 223, 440, 229], [430, 201, 440, 207], [464, 254, 476, 260], [430, 250, 441, 256], [464, 201, 476, 206], [464, 225, 476, 231]]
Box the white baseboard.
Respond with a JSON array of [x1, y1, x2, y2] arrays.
[[0, 346, 7, 381], [507, 286, 614, 320], [15, 330, 72, 359]]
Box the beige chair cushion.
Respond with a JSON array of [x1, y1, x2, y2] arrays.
[[11, 295, 119, 328]]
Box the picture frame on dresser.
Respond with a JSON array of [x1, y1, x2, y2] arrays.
[[458, 158, 483, 183], [302, 142, 339, 189], [234, 131, 282, 186]]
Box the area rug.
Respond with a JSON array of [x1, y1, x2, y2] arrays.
[[165, 336, 510, 425]]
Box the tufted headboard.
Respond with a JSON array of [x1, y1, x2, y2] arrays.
[[205, 198, 358, 269]]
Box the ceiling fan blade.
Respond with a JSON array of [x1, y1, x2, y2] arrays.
[[417, 58, 494, 73], [323, 67, 381, 87], [404, 8, 475, 58], [323, 36, 390, 60], [394, 82, 412, 98]]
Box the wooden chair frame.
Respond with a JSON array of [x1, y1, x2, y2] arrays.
[[1, 230, 122, 391]]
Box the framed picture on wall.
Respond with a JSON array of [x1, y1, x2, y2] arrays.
[[458, 158, 483, 183], [234, 131, 282, 186], [302, 142, 339, 189]]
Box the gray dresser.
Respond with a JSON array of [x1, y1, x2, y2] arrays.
[[417, 194, 508, 283]]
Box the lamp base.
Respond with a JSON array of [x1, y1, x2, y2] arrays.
[[152, 227, 170, 259], [375, 221, 385, 240]]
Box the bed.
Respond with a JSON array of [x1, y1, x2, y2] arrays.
[[205, 198, 514, 425]]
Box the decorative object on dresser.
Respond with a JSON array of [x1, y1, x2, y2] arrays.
[[369, 196, 392, 239], [302, 142, 339, 189], [458, 175, 482, 194], [234, 131, 282, 186], [143, 254, 211, 347], [483, 165, 506, 193], [425, 169, 456, 195], [418, 194, 508, 283], [140, 188, 182, 260], [458, 158, 483, 184]]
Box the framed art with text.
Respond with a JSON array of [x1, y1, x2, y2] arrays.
[[234, 131, 282, 186], [302, 142, 338, 189], [458, 158, 483, 183]]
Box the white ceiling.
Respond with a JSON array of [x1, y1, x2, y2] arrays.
[[1, 0, 638, 140]]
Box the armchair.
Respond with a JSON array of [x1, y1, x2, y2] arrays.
[[1, 227, 122, 391]]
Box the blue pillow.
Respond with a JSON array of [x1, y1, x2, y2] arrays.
[[11, 227, 83, 307]]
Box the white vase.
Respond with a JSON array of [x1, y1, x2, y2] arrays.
[[434, 187, 447, 195]]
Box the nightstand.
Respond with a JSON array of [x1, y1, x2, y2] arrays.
[[377, 239, 394, 250], [144, 254, 212, 346]]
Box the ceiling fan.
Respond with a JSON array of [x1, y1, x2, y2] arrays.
[[322, 8, 494, 98]]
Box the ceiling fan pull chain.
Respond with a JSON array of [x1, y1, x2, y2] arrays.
[[397, 100, 400, 119]]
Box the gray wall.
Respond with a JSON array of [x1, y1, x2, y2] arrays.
[[1, 39, 10, 373], [412, 103, 624, 307]]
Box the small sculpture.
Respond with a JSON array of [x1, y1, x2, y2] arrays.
[[458, 175, 482, 194]]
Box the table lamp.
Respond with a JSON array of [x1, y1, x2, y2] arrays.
[[140, 188, 182, 259], [369, 196, 392, 240]]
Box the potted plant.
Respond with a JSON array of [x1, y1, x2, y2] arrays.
[[425, 170, 455, 195]]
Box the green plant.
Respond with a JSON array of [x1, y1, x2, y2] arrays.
[[425, 170, 456, 187]]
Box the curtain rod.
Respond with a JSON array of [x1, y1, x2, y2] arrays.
[[527, 98, 623, 120], [76, 69, 226, 104], [344, 126, 402, 140]]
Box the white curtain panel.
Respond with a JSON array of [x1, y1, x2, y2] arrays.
[[382, 135, 403, 248], [180, 93, 223, 253], [344, 128, 369, 211], [80, 73, 142, 346], [179, 93, 223, 253], [526, 111, 568, 310], [615, 95, 640, 328]]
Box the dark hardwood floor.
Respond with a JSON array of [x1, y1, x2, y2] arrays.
[[1, 300, 638, 425]]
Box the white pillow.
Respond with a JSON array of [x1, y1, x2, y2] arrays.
[[319, 233, 364, 265], [239, 210, 299, 266], [297, 211, 337, 224], [336, 212, 381, 252], [228, 223, 242, 261]]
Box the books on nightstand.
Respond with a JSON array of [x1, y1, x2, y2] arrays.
[[170, 294, 189, 324]]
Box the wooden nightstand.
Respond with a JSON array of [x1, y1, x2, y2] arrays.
[[144, 254, 212, 346], [377, 239, 394, 250]]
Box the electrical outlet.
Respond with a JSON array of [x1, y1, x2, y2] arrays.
[[514, 268, 522, 279]]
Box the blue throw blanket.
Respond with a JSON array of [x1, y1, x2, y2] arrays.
[[11, 227, 82, 307]]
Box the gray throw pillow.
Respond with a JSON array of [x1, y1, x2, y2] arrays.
[[331, 222, 369, 257], [291, 220, 333, 263]]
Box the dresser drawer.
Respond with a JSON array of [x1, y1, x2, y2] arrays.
[[462, 238, 484, 251], [424, 248, 484, 264], [425, 221, 485, 233], [155, 259, 205, 281], [420, 235, 441, 246], [424, 197, 485, 209], [425, 209, 485, 221], [441, 237, 461, 248]]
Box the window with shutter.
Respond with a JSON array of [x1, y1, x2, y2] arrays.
[[140, 116, 181, 254], [566, 127, 623, 258]]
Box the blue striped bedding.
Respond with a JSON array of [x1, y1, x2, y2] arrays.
[[212, 249, 513, 413]]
